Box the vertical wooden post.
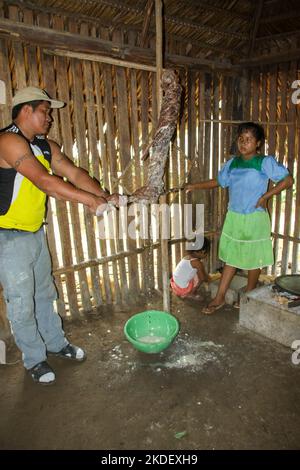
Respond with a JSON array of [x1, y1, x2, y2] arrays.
[[156, 0, 170, 311]]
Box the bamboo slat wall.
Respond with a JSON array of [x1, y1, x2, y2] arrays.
[[0, 3, 299, 328]]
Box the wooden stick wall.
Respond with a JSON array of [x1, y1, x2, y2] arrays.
[[0, 3, 299, 327]]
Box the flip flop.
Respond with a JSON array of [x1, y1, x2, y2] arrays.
[[201, 302, 225, 315]]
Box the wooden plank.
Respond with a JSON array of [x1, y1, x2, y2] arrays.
[[112, 33, 131, 300], [267, 66, 278, 228], [212, 73, 220, 272], [251, 70, 260, 121], [260, 72, 268, 153], [48, 17, 92, 312], [179, 70, 187, 265], [66, 35, 95, 311], [140, 70, 150, 293], [171, 123, 181, 266], [92, 58, 113, 304], [204, 72, 213, 272], [80, 22, 106, 308], [0, 17, 234, 72], [45, 48, 157, 72], [149, 69, 157, 290], [291, 123, 300, 273], [42, 15, 79, 317], [219, 75, 227, 233], [37, 12, 66, 317], [156, 0, 170, 311], [281, 62, 297, 274], [23, 9, 39, 86], [101, 60, 122, 304], [139, 0, 154, 48], [0, 37, 12, 127], [8, 5, 26, 90], [128, 64, 142, 293], [271, 66, 287, 274]]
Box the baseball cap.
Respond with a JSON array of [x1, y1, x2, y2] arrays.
[[12, 86, 65, 108]]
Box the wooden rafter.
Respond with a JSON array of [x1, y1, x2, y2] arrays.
[[260, 8, 300, 23], [4, 0, 247, 53], [102, 0, 248, 40], [0, 17, 233, 71], [236, 47, 300, 68], [183, 0, 249, 21], [248, 0, 263, 57], [139, 0, 154, 48], [67, 0, 249, 40], [255, 29, 300, 42]]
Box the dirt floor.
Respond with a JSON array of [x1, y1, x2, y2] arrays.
[[0, 290, 300, 450]]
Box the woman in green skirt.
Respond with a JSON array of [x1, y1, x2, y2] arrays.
[[186, 122, 293, 314]]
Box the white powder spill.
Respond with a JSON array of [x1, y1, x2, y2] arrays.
[[105, 336, 226, 374], [157, 337, 225, 371], [138, 335, 166, 344]]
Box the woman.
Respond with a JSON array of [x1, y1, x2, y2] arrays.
[[186, 122, 293, 314]]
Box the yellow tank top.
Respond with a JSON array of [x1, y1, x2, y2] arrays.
[[0, 124, 51, 232]]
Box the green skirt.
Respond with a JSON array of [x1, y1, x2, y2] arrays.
[[219, 210, 274, 270]]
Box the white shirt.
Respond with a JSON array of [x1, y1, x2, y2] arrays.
[[173, 258, 197, 288]]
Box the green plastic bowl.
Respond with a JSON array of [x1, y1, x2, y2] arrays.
[[124, 310, 180, 354]]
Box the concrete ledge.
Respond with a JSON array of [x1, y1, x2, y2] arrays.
[[239, 285, 300, 347]]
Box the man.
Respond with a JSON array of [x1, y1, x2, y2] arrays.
[[0, 86, 118, 385]]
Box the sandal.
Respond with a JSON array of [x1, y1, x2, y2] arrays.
[[30, 361, 55, 385], [201, 302, 225, 315], [49, 343, 86, 362]]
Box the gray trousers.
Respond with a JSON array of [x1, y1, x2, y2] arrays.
[[0, 228, 67, 369]]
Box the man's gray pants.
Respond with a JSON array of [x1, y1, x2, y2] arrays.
[[0, 228, 67, 369]]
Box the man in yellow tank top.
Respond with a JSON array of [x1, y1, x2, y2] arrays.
[[0, 86, 119, 384]]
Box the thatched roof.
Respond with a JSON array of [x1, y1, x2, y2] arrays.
[[1, 0, 300, 70]]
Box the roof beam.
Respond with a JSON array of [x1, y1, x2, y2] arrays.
[[84, 0, 249, 40], [248, 0, 263, 56], [178, 0, 249, 21], [4, 0, 242, 57], [260, 8, 300, 23], [139, 0, 154, 48], [255, 29, 300, 42], [0, 17, 233, 71], [235, 48, 300, 68]]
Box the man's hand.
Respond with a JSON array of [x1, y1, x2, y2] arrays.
[[106, 193, 122, 208], [255, 195, 268, 209], [87, 196, 108, 215]]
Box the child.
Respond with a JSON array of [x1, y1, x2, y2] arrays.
[[170, 237, 210, 300], [186, 122, 293, 314]]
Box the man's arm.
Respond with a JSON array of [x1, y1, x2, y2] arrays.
[[0, 133, 107, 214], [49, 139, 108, 198]]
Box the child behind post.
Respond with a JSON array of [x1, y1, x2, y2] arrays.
[[170, 237, 210, 300]]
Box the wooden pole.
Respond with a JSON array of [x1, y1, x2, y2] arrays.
[[156, 0, 170, 312]]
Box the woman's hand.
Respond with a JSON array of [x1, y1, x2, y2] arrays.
[[185, 184, 195, 193], [185, 179, 219, 193], [255, 195, 268, 209]]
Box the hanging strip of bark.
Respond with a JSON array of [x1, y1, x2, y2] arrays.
[[128, 69, 182, 203]]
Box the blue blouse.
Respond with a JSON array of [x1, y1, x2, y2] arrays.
[[218, 155, 289, 214]]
